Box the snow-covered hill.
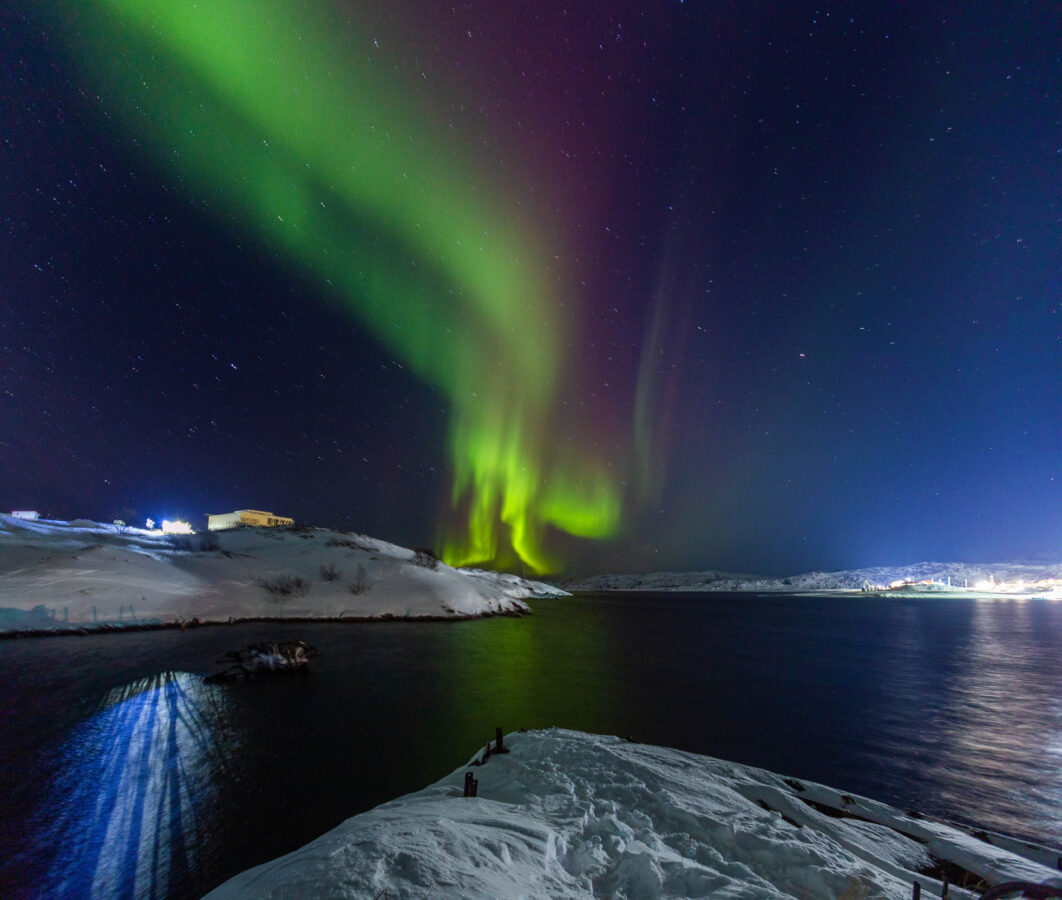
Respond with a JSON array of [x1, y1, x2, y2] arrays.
[[0, 516, 565, 633], [564, 560, 1062, 594], [205, 728, 1062, 899]]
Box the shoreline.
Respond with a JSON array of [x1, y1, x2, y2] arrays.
[[0, 607, 531, 640], [9, 585, 1054, 639]]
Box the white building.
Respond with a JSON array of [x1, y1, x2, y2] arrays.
[[10, 510, 40, 520], [207, 509, 294, 531]]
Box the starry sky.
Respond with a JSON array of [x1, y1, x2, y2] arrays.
[[2, 1, 1059, 576]]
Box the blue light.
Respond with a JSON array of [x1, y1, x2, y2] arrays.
[[32, 672, 231, 899]]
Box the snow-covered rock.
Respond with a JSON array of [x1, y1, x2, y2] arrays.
[[204, 728, 1062, 899], [203, 639, 321, 682], [0, 515, 566, 632]]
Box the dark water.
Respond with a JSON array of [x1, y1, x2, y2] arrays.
[[1, 592, 1060, 898]]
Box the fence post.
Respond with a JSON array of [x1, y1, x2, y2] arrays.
[[912, 883, 920, 899], [463, 771, 478, 797], [495, 727, 505, 753]]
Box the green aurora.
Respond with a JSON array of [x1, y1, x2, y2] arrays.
[[58, 0, 622, 572]]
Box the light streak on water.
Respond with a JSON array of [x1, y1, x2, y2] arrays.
[[32, 672, 232, 900], [926, 599, 1062, 838]]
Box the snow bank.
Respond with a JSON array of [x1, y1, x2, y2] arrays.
[[0, 516, 565, 633], [204, 728, 1062, 899]]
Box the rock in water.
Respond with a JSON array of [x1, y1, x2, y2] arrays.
[[205, 639, 321, 682]]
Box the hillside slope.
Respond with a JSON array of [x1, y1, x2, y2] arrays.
[[0, 516, 563, 632]]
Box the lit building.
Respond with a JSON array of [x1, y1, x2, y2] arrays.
[[207, 509, 294, 531], [161, 519, 194, 534]]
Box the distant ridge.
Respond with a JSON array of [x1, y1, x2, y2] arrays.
[[563, 560, 1062, 593]]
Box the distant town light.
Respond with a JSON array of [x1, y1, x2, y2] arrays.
[[161, 519, 193, 534]]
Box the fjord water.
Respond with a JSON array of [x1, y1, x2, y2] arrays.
[[1, 592, 1060, 899]]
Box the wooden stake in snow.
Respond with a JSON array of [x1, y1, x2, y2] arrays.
[[463, 771, 478, 797], [495, 727, 506, 754]]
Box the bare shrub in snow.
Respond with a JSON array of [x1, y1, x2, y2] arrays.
[[349, 564, 369, 595], [110, 507, 140, 533], [838, 879, 869, 900], [412, 548, 439, 570], [319, 561, 341, 582], [168, 533, 197, 552], [168, 531, 220, 552], [326, 536, 374, 552], [255, 574, 310, 601]]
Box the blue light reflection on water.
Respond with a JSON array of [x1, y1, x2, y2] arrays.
[[30, 672, 231, 900]]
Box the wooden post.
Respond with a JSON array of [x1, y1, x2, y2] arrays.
[[463, 771, 478, 797], [912, 883, 920, 900], [483, 740, 491, 762], [941, 874, 948, 898], [495, 727, 504, 753]]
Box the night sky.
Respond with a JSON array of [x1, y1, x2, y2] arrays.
[[2, 1, 1059, 576]]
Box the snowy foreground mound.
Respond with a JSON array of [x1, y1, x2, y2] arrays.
[[0, 516, 563, 633], [205, 729, 1061, 900]]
